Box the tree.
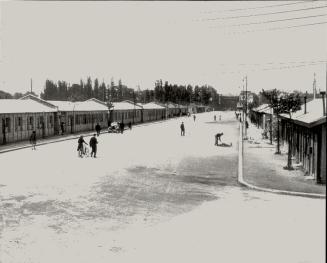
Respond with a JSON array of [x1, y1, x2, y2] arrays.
[[0, 90, 13, 99], [93, 78, 99, 100], [262, 89, 281, 150], [85, 77, 93, 99], [279, 93, 301, 170], [99, 81, 106, 102]]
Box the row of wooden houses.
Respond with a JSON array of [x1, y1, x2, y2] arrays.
[[251, 97, 326, 184], [0, 95, 208, 145]]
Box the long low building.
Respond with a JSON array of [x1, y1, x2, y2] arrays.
[[141, 102, 166, 122], [110, 100, 143, 124], [279, 98, 326, 184], [0, 99, 57, 144], [47, 98, 110, 134], [1, 96, 208, 146]]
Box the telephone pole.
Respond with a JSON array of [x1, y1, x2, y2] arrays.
[[245, 76, 248, 138], [313, 73, 317, 99]]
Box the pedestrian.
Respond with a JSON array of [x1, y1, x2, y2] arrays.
[[215, 132, 224, 146], [60, 122, 65, 135], [246, 120, 249, 129], [128, 121, 132, 130], [89, 134, 98, 158], [95, 123, 101, 136], [30, 131, 37, 150], [219, 115, 221, 121], [77, 135, 88, 157], [180, 122, 185, 136], [193, 115, 196, 122], [120, 122, 125, 134], [214, 115, 216, 121]]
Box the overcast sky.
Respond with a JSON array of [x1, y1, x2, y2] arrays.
[[0, 1, 326, 96]]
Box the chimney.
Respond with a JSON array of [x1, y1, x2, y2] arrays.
[[304, 95, 307, 114], [320, 91, 326, 116]]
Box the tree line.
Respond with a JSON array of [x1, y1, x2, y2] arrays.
[[0, 90, 37, 99], [40, 78, 219, 106]]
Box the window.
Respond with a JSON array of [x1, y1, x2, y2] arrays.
[[15, 116, 22, 131], [37, 116, 44, 129], [49, 115, 53, 128], [28, 116, 34, 130], [5, 117, 11, 132], [75, 115, 80, 125]]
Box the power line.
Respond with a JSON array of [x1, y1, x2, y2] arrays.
[[211, 13, 327, 28], [217, 60, 327, 67], [200, 5, 327, 22], [223, 21, 327, 35], [219, 61, 326, 75], [202, 0, 316, 15]]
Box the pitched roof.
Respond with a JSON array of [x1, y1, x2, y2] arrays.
[[280, 98, 326, 128], [252, 104, 272, 114], [112, 101, 142, 110], [141, 102, 165, 109], [47, 100, 109, 112], [19, 94, 57, 108], [0, 99, 57, 114]]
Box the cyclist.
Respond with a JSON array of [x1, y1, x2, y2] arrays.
[[77, 135, 88, 157]]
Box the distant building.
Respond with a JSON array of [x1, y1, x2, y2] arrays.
[[239, 90, 254, 105]]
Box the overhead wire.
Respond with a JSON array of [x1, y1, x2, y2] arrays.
[[202, 0, 317, 14], [210, 13, 327, 28], [223, 21, 327, 35], [219, 61, 326, 75], [199, 5, 327, 22]]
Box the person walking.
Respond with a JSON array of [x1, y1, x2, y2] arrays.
[[120, 122, 125, 134], [60, 122, 65, 135], [89, 134, 98, 158], [180, 122, 185, 136], [128, 121, 132, 130], [30, 131, 37, 150], [77, 135, 88, 157], [193, 115, 196, 122], [214, 115, 216, 121], [95, 123, 101, 136]]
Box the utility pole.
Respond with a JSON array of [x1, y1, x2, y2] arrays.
[[313, 73, 317, 99], [245, 76, 249, 139]]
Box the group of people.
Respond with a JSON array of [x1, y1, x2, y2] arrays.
[[77, 123, 102, 158], [77, 121, 132, 158], [77, 133, 98, 158]]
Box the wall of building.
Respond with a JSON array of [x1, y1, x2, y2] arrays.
[[1, 112, 55, 144], [280, 120, 326, 184], [110, 109, 142, 124]]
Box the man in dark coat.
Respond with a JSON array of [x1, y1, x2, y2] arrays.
[[60, 122, 65, 135], [30, 131, 37, 150], [120, 122, 125, 134], [89, 134, 98, 158], [95, 123, 101, 136], [180, 122, 185, 136]]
